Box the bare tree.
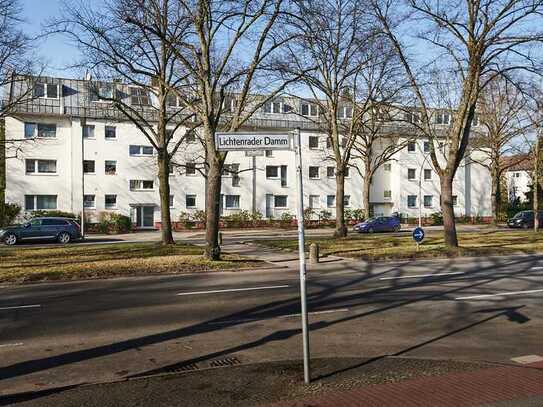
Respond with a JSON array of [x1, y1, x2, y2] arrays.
[[282, 0, 381, 237], [370, 0, 543, 247], [55, 0, 196, 245], [161, 0, 300, 260], [470, 75, 532, 224]]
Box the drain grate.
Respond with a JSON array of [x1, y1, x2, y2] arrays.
[[209, 357, 242, 368], [166, 362, 201, 373]]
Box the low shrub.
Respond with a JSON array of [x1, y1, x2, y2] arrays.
[[0, 203, 21, 226], [97, 212, 132, 234], [430, 212, 443, 226], [30, 210, 78, 219]]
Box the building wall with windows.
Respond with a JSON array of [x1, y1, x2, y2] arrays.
[[3, 76, 493, 227]]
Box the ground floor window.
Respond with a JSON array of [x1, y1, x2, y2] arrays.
[[186, 194, 197, 208], [83, 195, 96, 209], [274, 195, 288, 208], [327, 195, 335, 208], [225, 195, 240, 209], [424, 195, 433, 208], [25, 195, 57, 210], [407, 195, 417, 208], [105, 194, 117, 209]]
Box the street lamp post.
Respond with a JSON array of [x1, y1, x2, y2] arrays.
[[418, 152, 432, 228], [80, 110, 86, 240]]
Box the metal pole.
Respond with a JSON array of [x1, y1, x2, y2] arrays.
[[295, 127, 310, 384], [252, 155, 257, 215], [80, 112, 86, 240]]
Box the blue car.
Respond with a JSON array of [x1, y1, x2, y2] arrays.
[[0, 217, 82, 245], [353, 216, 401, 233]]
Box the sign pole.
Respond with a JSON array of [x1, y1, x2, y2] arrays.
[[294, 127, 310, 384]]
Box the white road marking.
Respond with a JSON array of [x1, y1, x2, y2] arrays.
[[531, 266, 543, 270], [456, 289, 543, 300], [379, 272, 465, 280], [176, 285, 290, 296], [511, 355, 543, 365], [0, 304, 41, 311], [207, 308, 350, 325], [0, 342, 23, 348]]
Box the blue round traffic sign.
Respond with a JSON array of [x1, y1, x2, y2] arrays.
[[412, 227, 425, 243]]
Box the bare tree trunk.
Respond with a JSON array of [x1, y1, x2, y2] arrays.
[[0, 119, 5, 227], [205, 152, 222, 260], [334, 169, 347, 237], [440, 174, 458, 247], [490, 166, 500, 226], [157, 149, 174, 245], [363, 173, 372, 220], [535, 136, 540, 233]]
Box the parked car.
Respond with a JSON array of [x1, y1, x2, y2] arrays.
[[507, 210, 543, 229], [0, 217, 82, 246], [353, 216, 401, 233]]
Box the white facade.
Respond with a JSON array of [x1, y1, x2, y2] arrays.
[[507, 169, 531, 203], [3, 77, 493, 227]]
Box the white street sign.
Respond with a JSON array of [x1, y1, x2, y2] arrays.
[[245, 150, 265, 157], [215, 132, 293, 151]]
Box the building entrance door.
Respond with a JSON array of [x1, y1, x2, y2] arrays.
[[136, 206, 154, 228]]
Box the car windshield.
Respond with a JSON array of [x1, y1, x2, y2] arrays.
[[365, 218, 377, 223], [513, 211, 531, 219]]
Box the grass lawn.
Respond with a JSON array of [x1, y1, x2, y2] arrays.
[[0, 242, 261, 284], [255, 230, 543, 262]]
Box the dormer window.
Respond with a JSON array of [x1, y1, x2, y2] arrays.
[[167, 93, 179, 107], [223, 96, 237, 113], [435, 112, 450, 125], [263, 100, 283, 114], [405, 111, 421, 124], [90, 83, 113, 102], [33, 82, 59, 99], [337, 106, 353, 119], [130, 87, 151, 106], [301, 102, 318, 117]]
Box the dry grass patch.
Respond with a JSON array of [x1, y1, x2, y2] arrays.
[[0, 242, 260, 284]]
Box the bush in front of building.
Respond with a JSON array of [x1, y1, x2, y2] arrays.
[[1, 203, 21, 226], [97, 212, 132, 234], [430, 212, 444, 226], [280, 212, 295, 228], [30, 210, 78, 220], [345, 208, 364, 223]]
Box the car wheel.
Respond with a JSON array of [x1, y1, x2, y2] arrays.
[[367, 227, 374, 233], [57, 232, 71, 244], [4, 233, 17, 246], [523, 223, 530, 230]]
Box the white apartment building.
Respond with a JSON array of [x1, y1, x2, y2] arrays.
[[506, 159, 532, 203], [3, 76, 492, 228]]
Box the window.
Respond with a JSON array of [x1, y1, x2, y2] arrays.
[[105, 126, 116, 139], [130, 180, 154, 191], [407, 141, 416, 152], [105, 194, 117, 209], [327, 166, 335, 178], [344, 195, 351, 207], [130, 87, 150, 105], [282, 103, 293, 113], [452, 195, 458, 206], [406, 111, 420, 123], [384, 163, 392, 171], [167, 93, 179, 107], [90, 84, 113, 101], [280, 165, 288, 187], [25, 159, 57, 174], [423, 141, 430, 152], [185, 131, 196, 143], [274, 195, 288, 208], [25, 195, 57, 210], [424, 169, 432, 180], [436, 112, 450, 125], [266, 165, 279, 179], [186, 194, 196, 208], [308, 136, 319, 149], [514, 172, 520, 178], [384, 190, 392, 198], [309, 166, 320, 179], [309, 195, 320, 208], [265, 150, 273, 157], [407, 195, 417, 208], [263, 100, 282, 114], [407, 168, 416, 180], [424, 195, 433, 208], [327, 195, 336, 208], [33, 83, 58, 99], [105, 160, 117, 175], [83, 160, 95, 174], [83, 125, 95, 139], [344, 167, 350, 177], [129, 145, 154, 156], [225, 195, 240, 209], [42, 219, 69, 226], [25, 123, 57, 139], [338, 106, 353, 119], [224, 163, 240, 186], [301, 103, 318, 117], [186, 162, 196, 175], [169, 195, 174, 208], [83, 194, 96, 209]]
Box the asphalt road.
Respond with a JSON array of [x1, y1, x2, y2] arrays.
[[1, 253, 543, 396]]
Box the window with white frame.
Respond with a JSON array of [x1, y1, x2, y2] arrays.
[[105, 194, 117, 209], [33, 83, 58, 99], [105, 160, 117, 175], [424, 168, 432, 180], [405, 111, 420, 123], [344, 195, 351, 207], [327, 195, 335, 207], [274, 195, 288, 208], [129, 180, 154, 191], [424, 195, 433, 208], [185, 130, 196, 143], [301, 102, 318, 117], [83, 125, 95, 139], [337, 106, 353, 119], [186, 194, 197, 208], [309, 166, 320, 179], [423, 141, 431, 152], [309, 195, 320, 208], [83, 160, 95, 174], [407, 168, 416, 180], [266, 165, 279, 179], [25, 195, 57, 210], [452, 195, 458, 206], [384, 163, 392, 171], [407, 141, 416, 152], [25, 159, 57, 174], [130, 87, 150, 105], [186, 162, 197, 175], [105, 126, 116, 139], [327, 166, 335, 178], [90, 84, 113, 101], [407, 195, 417, 208], [83, 194, 96, 209], [263, 100, 283, 114], [129, 145, 154, 156], [265, 150, 273, 157], [384, 190, 392, 199], [435, 112, 450, 125], [224, 195, 240, 209], [24, 123, 56, 139], [308, 136, 319, 149], [344, 167, 350, 177], [169, 195, 174, 208]]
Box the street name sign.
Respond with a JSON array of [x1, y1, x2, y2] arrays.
[[215, 132, 293, 151], [412, 227, 425, 243]]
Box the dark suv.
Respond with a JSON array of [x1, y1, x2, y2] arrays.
[[0, 217, 82, 245], [507, 211, 543, 229]]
